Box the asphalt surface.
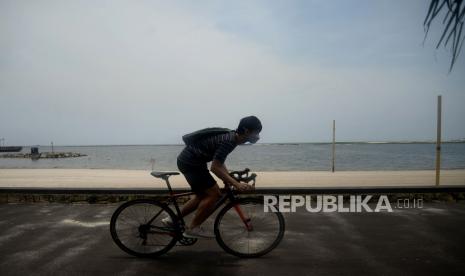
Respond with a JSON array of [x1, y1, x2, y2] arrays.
[[0, 200, 465, 276]]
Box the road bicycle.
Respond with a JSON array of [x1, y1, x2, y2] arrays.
[[110, 168, 285, 258]]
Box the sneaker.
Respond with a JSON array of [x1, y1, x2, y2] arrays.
[[161, 216, 174, 228], [183, 226, 215, 239]]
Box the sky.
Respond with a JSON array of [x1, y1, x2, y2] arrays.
[[1, 0, 464, 146]]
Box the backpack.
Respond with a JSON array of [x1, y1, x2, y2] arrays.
[[182, 127, 232, 145]]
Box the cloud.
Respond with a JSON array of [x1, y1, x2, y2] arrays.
[[0, 0, 464, 145]]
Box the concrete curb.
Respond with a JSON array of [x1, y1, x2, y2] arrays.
[[1, 185, 465, 194], [1, 186, 464, 203]]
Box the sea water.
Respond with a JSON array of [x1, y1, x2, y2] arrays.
[[1, 143, 464, 171]]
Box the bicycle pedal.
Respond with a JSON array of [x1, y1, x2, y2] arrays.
[[177, 236, 198, 246]]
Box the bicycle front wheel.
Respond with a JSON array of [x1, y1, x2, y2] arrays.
[[214, 197, 285, 258], [110, 199, 178, 258]]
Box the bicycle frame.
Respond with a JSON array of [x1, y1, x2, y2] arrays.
[[145, 175, 251, 235]]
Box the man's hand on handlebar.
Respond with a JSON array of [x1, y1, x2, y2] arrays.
[[233, 181, 254, 192], [210, 161, 256, 192]]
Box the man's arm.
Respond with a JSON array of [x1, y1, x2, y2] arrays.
[[210, 159, 251, 191]]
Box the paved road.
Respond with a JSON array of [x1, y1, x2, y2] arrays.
[[0, 201, 464, 275]]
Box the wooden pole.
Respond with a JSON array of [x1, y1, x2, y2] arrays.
[[332, 120, 335, 172], [435, 95, 442, 186], [150, 157, 156, 171]]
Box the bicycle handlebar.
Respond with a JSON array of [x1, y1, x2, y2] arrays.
[[228, 168, 257, 187]]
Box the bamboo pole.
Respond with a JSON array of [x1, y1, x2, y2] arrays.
[[332, 120, 335, 172], [435, 95, 442, 186]]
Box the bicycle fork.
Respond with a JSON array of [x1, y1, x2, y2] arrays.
[[233, 204, 253, 231]]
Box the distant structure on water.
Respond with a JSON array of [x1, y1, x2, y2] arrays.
[[0, 146, 23, 152], [0, 138, 22, 152]]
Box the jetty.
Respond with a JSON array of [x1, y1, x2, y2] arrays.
[[0, 152, 86, 159]]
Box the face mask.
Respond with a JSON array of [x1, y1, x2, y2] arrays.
[[247, 133, 260, 144]]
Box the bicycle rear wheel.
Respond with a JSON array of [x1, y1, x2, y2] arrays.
[[214, 197, 285, 258], [110, 199, 178, 257]]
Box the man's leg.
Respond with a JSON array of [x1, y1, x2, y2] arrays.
[[180, 195, 201, 218], [189, 184, 221, 229]]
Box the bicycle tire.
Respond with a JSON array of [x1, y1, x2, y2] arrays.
[[214, 197, 285, 258], [110, 199, 178, 258]]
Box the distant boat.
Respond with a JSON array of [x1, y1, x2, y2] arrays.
[[0, 146, 23, 152]]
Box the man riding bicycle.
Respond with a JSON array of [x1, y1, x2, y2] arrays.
[[162, 116, 262, 239]]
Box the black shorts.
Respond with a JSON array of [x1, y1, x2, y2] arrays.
[[177, 158, 217, 195]]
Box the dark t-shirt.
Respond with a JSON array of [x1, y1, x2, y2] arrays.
[[177, 130, 237, 165]]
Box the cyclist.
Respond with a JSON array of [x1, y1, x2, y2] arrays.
[[162, 116, 262, 239]]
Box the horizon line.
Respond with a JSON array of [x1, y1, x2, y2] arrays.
[[10, 139, 465, 147]]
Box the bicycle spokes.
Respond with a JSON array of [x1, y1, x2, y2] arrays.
[[233, 204, 253, 231], [110, 200, 179, 256], [215, 198, 285, 257]]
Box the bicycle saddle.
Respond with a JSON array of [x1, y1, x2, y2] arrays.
[[150, 171, 180, 178]]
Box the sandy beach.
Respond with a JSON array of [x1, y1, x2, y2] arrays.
[[0, 169, 464, 189]]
